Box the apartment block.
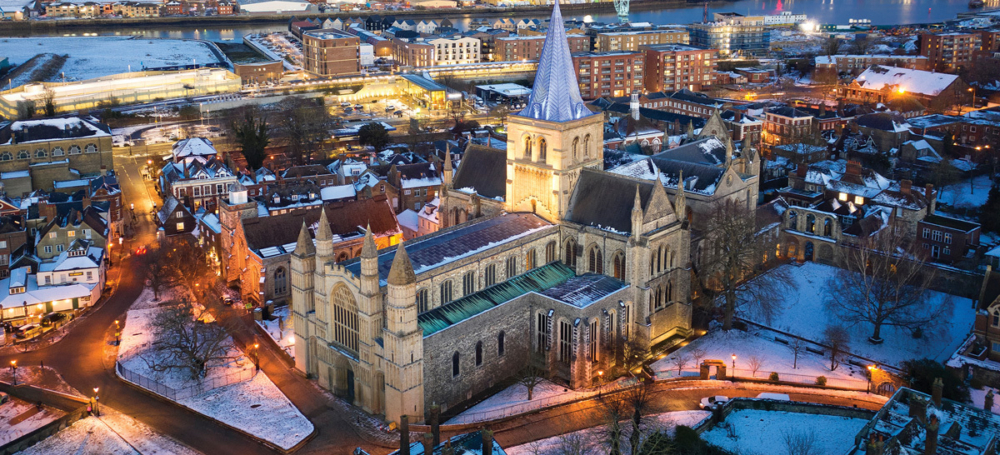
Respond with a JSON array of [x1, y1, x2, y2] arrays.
[[686, 22, 769, 56], [594, 29, 689, 52], [302, 29, 361, 76], [641, 44, 717, 92], [920, 32, 981, 71], [572, 51, 644, 99], [495, 34, 590, 61]]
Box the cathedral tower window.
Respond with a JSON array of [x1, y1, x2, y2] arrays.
[[452, 352, 460, 377], [612, 251, 625, 280], [462, 271, 476, 296], [475, 341, 483, 366], [572, 137, 579, 161], [331, 285, 359, 353], [584, 134, 591, 158], [440, 280, 453, 304], [523, 135, 532, 159], [498, 331, 505, 356], [537, 138, 547, 162], [558, 321, 571, 364], [564, 239, 577, 268], [417, 289, 429, 313]]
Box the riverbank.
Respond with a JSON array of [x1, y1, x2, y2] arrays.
[[0, 0, 714, 33]]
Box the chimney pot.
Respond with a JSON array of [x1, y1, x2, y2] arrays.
[[481, 429, 493, 455], [925, 414, 940, 455], [900, 179, 912, 194], [932, 377, 943, 408]]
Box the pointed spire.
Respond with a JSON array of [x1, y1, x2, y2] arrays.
[[442, 143, 453, 187], [295, 220, 315, 256], [675, 170, 687, 224], [515, 0, 592, 123], [316, 207, 333, 241], [387, 242, 416, 286], [361, 223, 377, 259], [631, 184, 643, 238], [686, 121, 695, 140], [725, 137, 733, 168], [633, 184, 643, 213]]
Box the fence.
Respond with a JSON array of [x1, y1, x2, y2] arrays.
[[115, 360, 256, 402], [446, 376, 639, 425]]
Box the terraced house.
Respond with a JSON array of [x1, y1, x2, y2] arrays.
[[0, 117, 114, 195], [292, 2, 696, 426]]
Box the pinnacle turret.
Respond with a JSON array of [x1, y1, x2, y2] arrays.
[[295, 220, 315, 256], [387, 242, 416, 286]]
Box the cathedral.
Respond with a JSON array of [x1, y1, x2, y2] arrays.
[[291, 1, 701, 425]]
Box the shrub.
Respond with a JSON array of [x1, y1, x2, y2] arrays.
[[816, 376, 827, 386], [769, 372, 780, 382]]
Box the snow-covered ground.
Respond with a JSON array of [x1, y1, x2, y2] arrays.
[[445, 379, 621, 425], [178, 372, 313, 451], [742, 262, 974, 367], [651, 329, 870, 389], [257, 305, 295, 360], [971, 387, 999, 414], [702, 409, 868, 455], [118, 293, 312, 450], [937, 175, 992, 210], [0, 366, 83, 398], [17, 407, 199, 455], [506, 410, 711, 455], [1, 37, 223, 87], [0, 397, 64, 446]]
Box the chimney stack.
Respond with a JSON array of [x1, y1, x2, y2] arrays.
[[909, 393, 928, 423], [932, 377, 943, 408], [987, 390, 995, 412], [900, 179, 912, 195], [630, 92, 640, 121], [422, 433, 434, 454], [399, 415, 410, 455], [481, 428, 494, 455], [846, 160, 862, 175], [925, 414, 940, 455], [796, 163, 808, 178]]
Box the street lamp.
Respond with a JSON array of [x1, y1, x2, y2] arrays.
[[969, 87, 977, 110], [731, 354, 737, 378], [92, 387, 100, 416], [10, 360, 16, 385], [866, 365, 878, 393], [252, 343, 260, 372], [114, 320, 121, 345]]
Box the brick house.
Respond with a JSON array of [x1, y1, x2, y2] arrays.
[[917, 214, 980, 264]]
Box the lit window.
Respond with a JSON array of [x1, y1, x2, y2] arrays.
[[838, 192, 848, 201], [176, 222, 185, 231], [854, 196, 864, 205]]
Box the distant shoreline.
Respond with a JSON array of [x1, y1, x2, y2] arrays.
[[0, 0, 731, 33]]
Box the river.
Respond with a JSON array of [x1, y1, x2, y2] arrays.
[[3, 0, 992, 42]]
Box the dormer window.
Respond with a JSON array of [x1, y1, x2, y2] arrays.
[[291, 194, 300, 202], [838, 192, 848, 202], [994, 310, 1000, 327], [273, 194, 281, 204]]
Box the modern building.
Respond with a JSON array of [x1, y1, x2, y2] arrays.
[[686, 22, 769, 57], [292, 1, 694, 426], [571, 51, 644, 99], [233, 61, 284, 84], [813, 54, 930, 76], [392, 37, 435, 68], [595, 29, 689, 52], [641, 44, 718, 92], [428, 36, 481, 65], [920, 32, 982, 71], [302, 29, 361, 76], [494, 35, 590, 62]]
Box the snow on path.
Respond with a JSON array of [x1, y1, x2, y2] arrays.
[[506, 410, 711, 455], [0, 398, 63, 446], [445, 379, 596, 425], [652, 329, 869, 389], [17, 407, 200, 455], [702, 409, 868, 455], [741, 261, 974, 367], [257, 305, 295, 360], [0, 37, 223, 87]]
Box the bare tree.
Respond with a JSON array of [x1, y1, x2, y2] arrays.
[[555, 433, 591, 455], [825, 224, 943, 343], [849, 35, 875, 55], [229, 106, 271, 171], [274, 97, 332, 165], [492, 104, 510, 126], [689, 347, 707, 370], [142, 299, 237, 380], [782, 429, 819, 455], [618, 336, 647, 376], [701, 199, 794, 330], [669, 352, 689, 375], [748, 355, 764, 378], [160, 236, 214, 299], [824, 325, 850, 371], [518, 353, 547, 401], [789, 338, 805, 370], [146, 245, 168, 300], [598, 378, 658, 455]]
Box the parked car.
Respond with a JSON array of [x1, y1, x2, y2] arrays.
[[14, 324, 42, 339], [699, 395, 729, 409], [223, 297, 235, 306], [756, 393, 790, 401], [354, 104, 364, 110], [0, 391, 8, 404], [340, 102, 351, 107]]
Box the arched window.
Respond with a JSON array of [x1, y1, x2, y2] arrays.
[[787, 211, 798, 230], [85, 143, 98, 154], [452, 352, 460, 377], [51, 147, 64, 156], [823, 218, 833, 237], [656, 245, 663, 273], [17, 150, 28, 160], [498, 331, 505, 356], [666, 281, 673, 302], [564, 239, 577, 268], [993, 310, 999, 327], [475, 341, 483, 366], [572, 137, 579, 160], [417, 289, 429, 313], [588, 247, 603, 274], [526, 249, 536, 270], [806, 214, 816, 234], [584, 134, 591, 157], [68, 145, 81, 155], [506, 255, 517, 278], [273, 267, 287, 295], [462, 271, 476, 295], [613, 252, 625, 279], [538, 137, 547, 162], [34, 148, 46, 158], [331, 285, 359, 353], [440, 280, 453, 304], [546, 241, 556, 263], [0, 152, 11, 161], [484, 264, 497, 287], [523, 135, 532, 159]]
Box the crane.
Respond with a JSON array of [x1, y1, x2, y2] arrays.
[[613, 0, 629, 23]]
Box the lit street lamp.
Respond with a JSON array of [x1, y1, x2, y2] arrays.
[[92, 387, 100, 416], [866, 365, 878, 393], [252, 343, 260, 372], [731, 354, 737, 378], [10, 360, 16, 385]]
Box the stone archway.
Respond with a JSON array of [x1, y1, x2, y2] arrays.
[[804, 241, 814, 261], [699, 359, 728, 380], [817, 244, 834, 264]]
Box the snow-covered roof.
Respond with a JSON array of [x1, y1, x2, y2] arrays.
[[0, 273, 93, 308], [396, 209, 419, 232], [171, 137, 217, 161], [854, 65, 959, 97], [320, 184, 357, 201]]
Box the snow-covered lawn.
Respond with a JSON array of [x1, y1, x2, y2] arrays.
[[742, 262, 974, 367], [118, 297, 313, 450], [178, 372, 313, 451], [0, 397, 64, 446], [702, 409, 868, 455], [506, 410, 711, 455], [937, 175, 992, 210], [0, 37, 223, 87], [652, 329, 870, 389], [257, 305, 295, 360], [17, 407, 199, 455], [0, 366, 83, 398]]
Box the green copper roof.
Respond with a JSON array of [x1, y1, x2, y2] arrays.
[[418, 262, 575, 337]]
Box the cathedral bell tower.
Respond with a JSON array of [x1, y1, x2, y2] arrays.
[[382, 242, 424, 425], [505, 0, 604, 223]]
